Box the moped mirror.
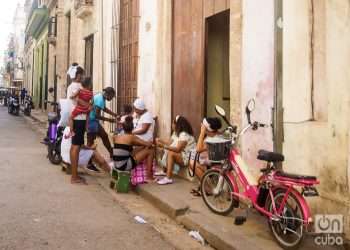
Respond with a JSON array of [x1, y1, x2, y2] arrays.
[[246, 99, 255, 112], [215, 105, 226, 117], [245, 99, 255, 124]]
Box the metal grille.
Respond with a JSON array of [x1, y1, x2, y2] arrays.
[[117, 0, 139, 113]]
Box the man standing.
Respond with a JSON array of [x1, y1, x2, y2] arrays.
[[87, 87, 118, 159]]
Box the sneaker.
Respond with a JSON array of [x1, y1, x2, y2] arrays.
[[157, 177, 173, 185], [86, 163, 101, 173]]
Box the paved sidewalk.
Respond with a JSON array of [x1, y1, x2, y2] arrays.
[[27, 109, 347, 250]]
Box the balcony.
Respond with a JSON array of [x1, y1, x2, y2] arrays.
[[74, 0, 93, 19], [25, 3, 49, 40]]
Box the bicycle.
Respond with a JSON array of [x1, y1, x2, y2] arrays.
[[200, 99, 320, 249]]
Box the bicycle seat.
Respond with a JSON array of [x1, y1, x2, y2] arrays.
[[275, 171, 317, 181], [257, 150, 284, 162]]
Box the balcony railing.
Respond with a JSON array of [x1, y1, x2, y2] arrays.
[[74, 0, 93, 19]]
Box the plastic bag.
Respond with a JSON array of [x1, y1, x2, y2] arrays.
[[58, 99, 73, 127]]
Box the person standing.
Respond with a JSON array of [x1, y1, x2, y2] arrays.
[[67, 66, 88, 184], [20, 88, 26, 105], [87, 87, 118, 159]]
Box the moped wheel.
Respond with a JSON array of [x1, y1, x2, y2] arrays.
[[48, 145, 62, 165], [265, 189, 305, 249], [201, 169, 237, 216]]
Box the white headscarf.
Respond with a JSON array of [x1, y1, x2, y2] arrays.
[[202, 118, 214, 132], [133, 98, 146, 111]]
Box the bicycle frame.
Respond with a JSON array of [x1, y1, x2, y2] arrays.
[[220, 147, 316, 225]]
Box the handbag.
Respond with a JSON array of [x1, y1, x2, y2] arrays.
[[131, 161, 156, 186]]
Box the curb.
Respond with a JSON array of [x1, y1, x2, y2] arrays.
[[135, 184, 189, 219], [134, 182, 240, 250]]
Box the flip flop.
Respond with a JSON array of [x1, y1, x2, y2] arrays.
[[190, 187, 202, 197]]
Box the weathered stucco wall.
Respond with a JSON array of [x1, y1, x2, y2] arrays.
[[240, 0, 275, 178], [283, 0, 350, 235], [137, 0, 172, 139]]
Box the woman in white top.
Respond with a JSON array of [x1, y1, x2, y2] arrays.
[[156, 115, 196, 185], [132, 98, 154, 142]]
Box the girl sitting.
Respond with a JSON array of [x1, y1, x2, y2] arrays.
[[113, 116, 154, 175], [156, 115, 196, 185]]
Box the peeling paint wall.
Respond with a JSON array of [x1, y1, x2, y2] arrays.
[[283, 0, 350, 236]]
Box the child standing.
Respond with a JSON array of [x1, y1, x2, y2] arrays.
[[67, 77, 93, 138]]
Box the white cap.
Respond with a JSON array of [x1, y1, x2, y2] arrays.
[[67, 65, 78, 79], [133, 98, 146, 111]]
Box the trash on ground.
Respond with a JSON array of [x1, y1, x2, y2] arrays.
[[189, 230, 205, 245], [33, 218, 41, 223], [134, 215, 147, 224]]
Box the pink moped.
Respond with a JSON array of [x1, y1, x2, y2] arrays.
[[200, 100, 320, 249]]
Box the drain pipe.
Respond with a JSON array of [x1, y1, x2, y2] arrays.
[[273, 0, 284, 165]]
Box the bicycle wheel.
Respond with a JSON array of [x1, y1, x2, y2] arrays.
[[201, 169, 238, 216], [265, 189, 305, 249]]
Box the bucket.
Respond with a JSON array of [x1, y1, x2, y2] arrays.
[[114, 170, 130, 193]]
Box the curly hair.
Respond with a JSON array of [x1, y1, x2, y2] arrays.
[[174, 116, 193, 136], [122, 116, 134, 133]]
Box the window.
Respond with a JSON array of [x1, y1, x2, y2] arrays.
[[84, 34, 94, 82], [117, 0, 139, 113]]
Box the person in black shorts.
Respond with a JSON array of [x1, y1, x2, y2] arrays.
[[68, 66, 88, 184]]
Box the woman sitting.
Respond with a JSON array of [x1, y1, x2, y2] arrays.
[[113, 116, 154, 177], [189, 117, 222, 196], [156, 115, 196, 185]]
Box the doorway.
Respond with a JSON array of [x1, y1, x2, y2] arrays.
[[205, 10, 230, 117]]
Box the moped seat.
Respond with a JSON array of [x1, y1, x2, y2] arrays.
[[257, 150, 284, 162], [275, 171, 317, 181], [48, 112, 59, 122]]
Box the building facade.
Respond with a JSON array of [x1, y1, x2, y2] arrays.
[[21, 0, 350, 237]]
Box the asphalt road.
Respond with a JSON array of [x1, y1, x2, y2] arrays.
[[0, 106, 174, 250]]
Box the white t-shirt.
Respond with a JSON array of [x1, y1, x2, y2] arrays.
[[61, 127, 94, 167], [134, 111, 154, 142], [66, 81, 86, 120]]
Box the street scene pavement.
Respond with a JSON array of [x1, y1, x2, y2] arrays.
[[0, 106, 174, 250], [1, 106, 346, 250]]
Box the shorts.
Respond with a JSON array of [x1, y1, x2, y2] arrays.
[[88, 119, 100, 134], [72, 120, 86, 146]]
